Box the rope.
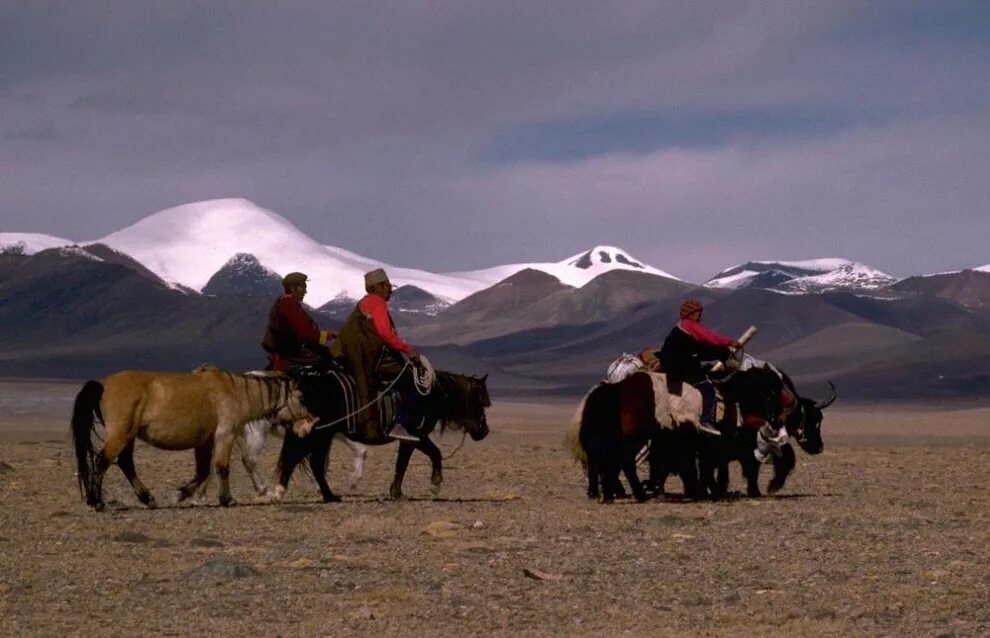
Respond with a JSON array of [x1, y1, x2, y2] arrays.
[[412, 355, 436, 396], [441, 430, 468, 460], [311, 360, 412, 431]]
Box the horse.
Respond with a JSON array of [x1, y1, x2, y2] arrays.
[[238, 419, 368, 496], [270, 365, 491, 502], [568, 366, 783, 503], [709, 369, 835, 497], [70, 367, 313, 510]]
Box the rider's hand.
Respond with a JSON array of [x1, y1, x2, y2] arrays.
[[408, 350, 422, 365], [730, 341, 742, 349]]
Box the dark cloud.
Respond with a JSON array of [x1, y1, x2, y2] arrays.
[[1, 1, 988, 280]]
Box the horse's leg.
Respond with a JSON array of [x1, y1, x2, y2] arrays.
[[767, 443, 796, 495], [678, 431, 702, 500], [336, 433, 368, 490], [212, 427, 239, 507], [308, 434, 340, 503], [272, 428, 310, 502], [621, 439, 648, 502], [90, 424, 134, 511], [240, 419, 270, 496], [177, 440, 213, 502], [116, 440, 156, 508], [419, 437, 444, 497], [389, 442, 416, 500]]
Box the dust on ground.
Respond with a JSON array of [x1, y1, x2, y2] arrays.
[[1, 385, 988, 637]]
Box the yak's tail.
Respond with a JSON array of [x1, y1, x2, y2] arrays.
[[564, 393, 590, 465], [71, 380, 104, 507]]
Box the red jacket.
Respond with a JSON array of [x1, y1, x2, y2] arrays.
[[276, 295, 332, 347], [358, 294, 414, 354], [676, 318, 736, 347]]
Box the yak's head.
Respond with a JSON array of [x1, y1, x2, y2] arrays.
[[786, 381, 836, 455]]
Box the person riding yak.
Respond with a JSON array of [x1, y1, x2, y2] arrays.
[[262, 272, 336, 372], [330, 268, 423, 443], [654, 299, 740, 435]]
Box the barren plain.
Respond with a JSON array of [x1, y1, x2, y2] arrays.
[[1, 380, 988, 637]]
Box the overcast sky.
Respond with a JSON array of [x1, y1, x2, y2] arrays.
[[1, 1, 988, 281]]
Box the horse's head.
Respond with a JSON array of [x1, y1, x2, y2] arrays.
[[786, 381, 835, 455], [437, 372, 491, 441], [464, 373, 491, 441], [262, 374, 316, 427]]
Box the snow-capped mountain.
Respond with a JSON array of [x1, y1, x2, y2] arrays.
[[0, 233, 72, 255], [94, 199, 486, 306], [705, 258, 895, 294], [976, 264, 990, 273], [449, 245, 679, 290]]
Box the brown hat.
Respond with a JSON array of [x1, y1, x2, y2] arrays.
[[364, 268, 390, 289], [680, 299, 703, 319], [282, 272, 308, 288]]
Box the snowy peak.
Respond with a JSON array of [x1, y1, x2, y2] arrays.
[[976, 264, 990, 273], [451, 245, 679, 290], [202, 253, 283, 297], [95, 198, 486, 305], [706, 258, 895, 294], [0, 233, 72, 256]]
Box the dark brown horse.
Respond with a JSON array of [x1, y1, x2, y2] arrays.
[[272, 365, 491, 502]]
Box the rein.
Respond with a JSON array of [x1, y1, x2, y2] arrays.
[[440, 430, 468, 460]]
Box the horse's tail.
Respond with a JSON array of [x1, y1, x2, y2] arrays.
[[564, 393, 590, 465], [71, 380, 104, 506]]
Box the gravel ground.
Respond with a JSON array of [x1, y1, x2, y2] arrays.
[[1, 399, 988, 637]]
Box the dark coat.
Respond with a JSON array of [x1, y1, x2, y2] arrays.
[[658, 325, 732, 385]]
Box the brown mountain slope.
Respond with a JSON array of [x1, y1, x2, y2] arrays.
[[887, 269, 990, 310], [413, 269, 696, 346], [759, 321, 921, 381], [828, 329, 990, 398]]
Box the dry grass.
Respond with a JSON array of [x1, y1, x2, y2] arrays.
[[1, 393, 989, 636]]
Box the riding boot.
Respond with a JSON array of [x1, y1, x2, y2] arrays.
[[697, 382, 720, 436], [386, 386, 420, 443]]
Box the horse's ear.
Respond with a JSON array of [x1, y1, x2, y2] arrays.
[[480, 374, 488, 384]]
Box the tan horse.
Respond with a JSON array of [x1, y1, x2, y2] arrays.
[[71, 367, 313, 510]]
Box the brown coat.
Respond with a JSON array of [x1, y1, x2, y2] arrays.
[[330, 300, 406, 436]]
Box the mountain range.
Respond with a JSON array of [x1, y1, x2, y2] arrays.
[[3, 198, 990, 400]]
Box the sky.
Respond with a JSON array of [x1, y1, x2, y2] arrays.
[[1, 1, 989, 282]]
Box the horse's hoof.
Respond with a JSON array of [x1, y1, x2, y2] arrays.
[[219, 496, 237, 507], [93, 501, 106, 512], [430, 482, 442, 497], [144, 496, 158, 509], [389, 486, 403, 500], [322, 493, 342, 503]]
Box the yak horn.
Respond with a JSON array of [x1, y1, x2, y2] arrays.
[[815, 381, 837, 409]]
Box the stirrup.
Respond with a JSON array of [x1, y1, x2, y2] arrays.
[[387, 423, 419, 442], [697, 422, 721, 436]]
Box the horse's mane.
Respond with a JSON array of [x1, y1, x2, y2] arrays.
[[192, 365, 296, 417]]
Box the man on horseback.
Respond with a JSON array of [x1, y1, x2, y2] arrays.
[[330, 268, 422, 442], [656, 299, 740, 435], [262, 272, 336, 372]]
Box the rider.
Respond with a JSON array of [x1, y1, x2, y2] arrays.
[[262, 272, 336, 372], [657, 299, 740, 435], [330, 268, 422, 442]]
